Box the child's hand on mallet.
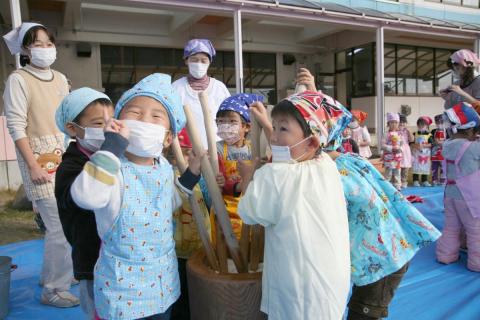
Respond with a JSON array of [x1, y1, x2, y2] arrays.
[[187, 149, 206, 176]]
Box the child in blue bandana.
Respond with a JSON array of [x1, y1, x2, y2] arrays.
[[212, 93, 262, 238], [70, 74, 203, 320], [55, 87, 113, 319]]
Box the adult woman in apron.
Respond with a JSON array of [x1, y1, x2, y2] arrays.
[[3, 22, 78, 307]]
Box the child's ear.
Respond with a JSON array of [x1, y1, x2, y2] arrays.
[[244, 123, 251, 132], [164, 131, 174, 148], [65, 123, 77, 138], [308, 135, 321, 151]]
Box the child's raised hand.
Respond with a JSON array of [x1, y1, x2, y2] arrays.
[[296, 68, 317, 92], [238, 158, 260, 194], [250, 101, 271, 129], [103, 109, 129, 139], [187, 149, 206, 176], [216, 173, 225, 188]]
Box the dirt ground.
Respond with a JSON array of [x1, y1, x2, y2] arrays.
[[0, 191, 42, 245]]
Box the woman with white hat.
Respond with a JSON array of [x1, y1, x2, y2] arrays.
[[2, 22, 78, 308], [172, 39, 231, 149]]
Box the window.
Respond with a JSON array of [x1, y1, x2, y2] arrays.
[[352, 44, 374, 96], [417, 48, 434, 95], [426, 0, 480, 7], [384, 44, 396, 95], [396, 46, 417, 95], [335, 43, 455, 97], [100, 46, 277, 104], [435, 49, 454, 93]]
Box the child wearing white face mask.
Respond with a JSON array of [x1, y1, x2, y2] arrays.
[[237, 92, 351, 320], [70, 74, 204, 320], [55, 88, 114, 319], [209, 93, 262, 238]]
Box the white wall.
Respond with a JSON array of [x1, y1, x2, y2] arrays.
[[54, 42, 103, 91]]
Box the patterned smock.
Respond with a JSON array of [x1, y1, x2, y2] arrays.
[[334, 153, 441, 286]]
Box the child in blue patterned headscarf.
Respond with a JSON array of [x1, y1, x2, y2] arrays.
[[69, 74, 204, 320], [210, 93, 263, 239]]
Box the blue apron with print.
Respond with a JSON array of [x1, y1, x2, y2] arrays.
[[95, 157, 180, 320]]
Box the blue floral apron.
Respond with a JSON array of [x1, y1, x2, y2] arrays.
[[95, 157, 180, 320], [335, 153, 441, 286]]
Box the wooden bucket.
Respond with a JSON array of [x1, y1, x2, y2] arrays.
[[187, 250, 265, 320]]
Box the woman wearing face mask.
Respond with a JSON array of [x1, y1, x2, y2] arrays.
[[2, 23, 78, 307], [440, 49, 480, 110], [172, 39, 230, 149]]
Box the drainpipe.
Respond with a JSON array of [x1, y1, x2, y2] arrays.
[[234, 9, 244, 93], [376, 26, 385, 152]]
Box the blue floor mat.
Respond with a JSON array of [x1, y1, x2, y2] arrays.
[[1, 186, 478, 319]]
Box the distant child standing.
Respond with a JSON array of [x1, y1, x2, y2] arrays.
[[412, 116, 433, 187], [340, 126, 359, 154], [431, 129, 446, 186], [436, 102, 480, 272], [382, 113, 403, 190], [399, 114, 413, 188], [349, 110, 372, 158]]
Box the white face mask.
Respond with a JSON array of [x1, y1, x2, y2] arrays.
[[348, 120, 359, 129], [30, 47, 56, 68], [271, 136, 311, 163], [188, 62, 209, 79], [124, 119, 167, 158], [73, 124, 105, 152], [217, 123, 241, 145]]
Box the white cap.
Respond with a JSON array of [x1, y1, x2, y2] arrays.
[[3, 22, 44, 55]]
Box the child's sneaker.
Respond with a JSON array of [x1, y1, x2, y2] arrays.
[[413, 181, 420, 187], [402, 182, 408, 189], [41, 290, 80, 308], [423, 181, 432, 187]]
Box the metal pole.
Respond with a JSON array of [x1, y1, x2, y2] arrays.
[[9, 0, 22, 69], [234, 9, 243, 93], [376, 26, 385, 151]]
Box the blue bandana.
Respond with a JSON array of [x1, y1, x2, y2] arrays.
[[55, 87, 110, 134], [115, 73, 186, 135], [183, 39, 216, 61], [217, 93, 263, 123]]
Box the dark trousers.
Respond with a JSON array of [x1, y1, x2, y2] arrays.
[[137, 306, 172, 320], [171, 258, 190, 320], [347, 263, 409, 319], [412, 174, 429, 183]]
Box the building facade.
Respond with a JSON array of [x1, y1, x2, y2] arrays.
[[1, 0, 480, 189]]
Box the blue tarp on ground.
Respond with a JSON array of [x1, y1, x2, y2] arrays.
[[0, 186, 478, 319]]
